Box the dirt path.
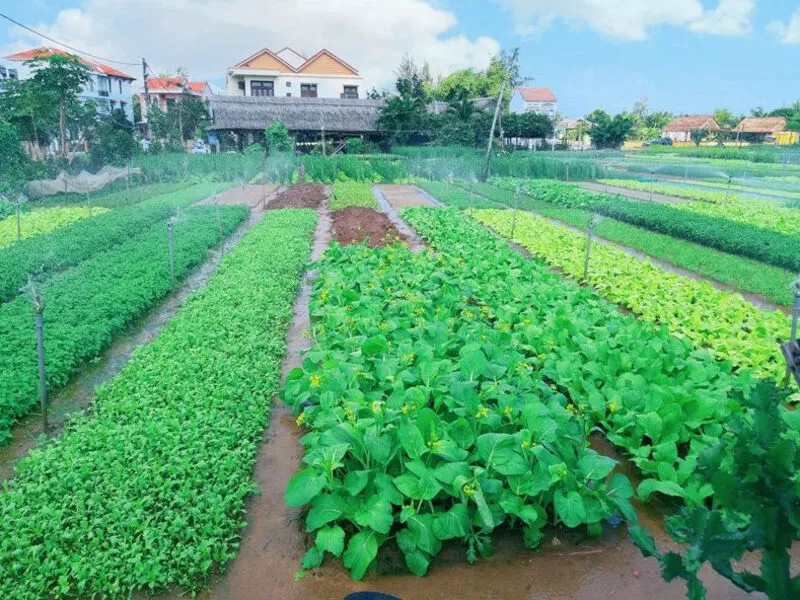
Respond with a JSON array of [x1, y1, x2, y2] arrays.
[[579, 181, 690, 205], [375, 184, 439, 208], [197, 184, 275, 208], [0, 189, 279, 482], [372, 186, 425, 250]]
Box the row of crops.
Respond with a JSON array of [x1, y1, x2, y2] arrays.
[[0, 209, 318, 598]]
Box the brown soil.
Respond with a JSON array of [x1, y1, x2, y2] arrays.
[[270, 183, 328, 209], [197, 185, 276, 208], [331, 206, 406, 247], [375, 184, 436, 208]]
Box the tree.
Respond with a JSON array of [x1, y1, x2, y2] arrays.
[[714, 108, 738, 130], [27, 53, 91, 156], [366, 87, 389, 100], [264, 121, 293, 154], [690, 128, 708, 146], [751, 106, 767, 118], [89, 108, 136, 167], [586, 109, 634, 149], [769, 101, 800, 131], [0, 77, 59, 148], [645, 111, 672, 130], [0, 120, 30, 193], [504, 112, 554, 140]]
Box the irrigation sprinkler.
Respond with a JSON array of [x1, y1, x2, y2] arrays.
[[781, 278, 800, 387], [565, 162, 570, 182], [27, 276, 48, 433], [86, 191, 93, 217], [509, 187, 521, 240], [650, 169, 656, 201], [15, 194, 27, 241], [167, 218, 176, 291], [583, 214, 603, 282], [724, 176, 733, 203], [214, 196, 222, 236]]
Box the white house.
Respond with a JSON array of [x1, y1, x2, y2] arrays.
[[226, 47, 362, 99], [4, 47, 136, 122], [138, 77, 214, 123], [0, 57, 20, 89], [510, 87, 558, 119]]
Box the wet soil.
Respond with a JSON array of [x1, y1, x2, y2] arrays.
[[197, 184, 276, 208], [579, 181, 690, 205], [331, 206, 407, 247], [270, 183, 328, 209], [375, 184, 437, 208], [0, 200, 271, 483]]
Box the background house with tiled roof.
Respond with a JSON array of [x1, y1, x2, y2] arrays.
[[732, 117, 797, 144], [4, 47, 136, 121], [510, 87, 558, 119], [663, 115, 722, 143], [139, 76, 214, 123], [226, 47, 362, 100]]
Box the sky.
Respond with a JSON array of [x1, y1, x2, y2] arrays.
[[0, 0, 798, 118]]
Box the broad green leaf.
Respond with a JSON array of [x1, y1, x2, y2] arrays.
[[398, 423, 427, 460], [285, 469, 327, 508], [302, 546, 323, 570], [554, 490, 587, 528], [638, 479, 687, 501], [449, 417, 475, 448], [472, 487, 495, 529], [342, 530, 379, 580], [433, 461, 471, 487], [374, 473, 403, 505], [607, 473, 634, 500], [433, 503, 471, 540], [343, 470, 370, 496], [362, 335, 388, 355], [354, 495, 393, 534], [407, 513, 439, 554], [403, 548, 431, 577], [459, 347, 489, 380], [306, 493, 348, 531], [315, 526, 345, 557], [476, 433, 528, 476], [578, 453, 617, 481]]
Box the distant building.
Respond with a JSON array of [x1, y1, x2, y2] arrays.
[[0, 57, 19, 89], [559, 118, 591, 148], [226, 47, 362, 99], [510, 87, 558, 118], [4, 47, 136, 121], [663, 115, 722, 143], [139, 76, 214, 123], [733, 117, 795, 144]]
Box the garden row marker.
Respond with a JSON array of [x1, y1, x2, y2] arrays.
[[28, 276, 48, 433], [583, 214, 603, 282], [781, 278, 800, 387], [167, 218, 176, 291], [510, 187, 521, 241]]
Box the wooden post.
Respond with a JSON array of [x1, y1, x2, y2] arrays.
[[482, 80, 506, 182], [28, 277, 47, 433], [167, 219, 175, 290]]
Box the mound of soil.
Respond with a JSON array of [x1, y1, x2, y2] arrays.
[[269, 183, 327, 209], [331, 207, 407, 248]]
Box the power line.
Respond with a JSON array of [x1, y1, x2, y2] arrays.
[[0, 11, 139, 66]]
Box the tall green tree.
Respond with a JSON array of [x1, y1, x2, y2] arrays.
[[586, 109, 635, 149], [89, 108, 136, 167], [0, 120, 30, 193], [713, 108, 738, 130], [27, 53, 91, 156], [690, 128, 708, 146]]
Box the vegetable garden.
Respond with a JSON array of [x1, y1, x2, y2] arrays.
[[0, 150, 798, 599]]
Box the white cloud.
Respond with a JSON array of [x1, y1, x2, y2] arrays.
[[497, 0, 755, 40], [768, 8, 800, 44], [2, 0, 500, 90]]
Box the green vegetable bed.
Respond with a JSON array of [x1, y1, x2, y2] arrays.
[[0, 183, 228, 304], [330, 181, 379, 209], [0, 206, 110, 248], [0, 208, 317, 598], [473, 209, 790, 383], [493, 178, 800, 272], [0, 205, 246, 443]]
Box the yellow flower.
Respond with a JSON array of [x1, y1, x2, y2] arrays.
[[521, 440, 531, 449], [401, 404, 409, 415], [320, 289, 329, 301], [474, 405, 489, 419], [309, 374, 322, 388], [403, 352, 416, 363], [549, 383, 558, 391], [523, 318, 532, 325], [379, 321, 389, 330], [295, 412, 306, 427], [371, 401, 383, 414], [462, 483, 475, 497], [609, 402, 619, 414], [480, 305, 490, 314], [504, 406, 513, 419], [464, 310, 474, 320], [427, 439, 443, 450], [566, 404, 576, 415]]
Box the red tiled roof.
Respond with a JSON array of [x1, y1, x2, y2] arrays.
[[664, 116, 722, 132], [5, 47, 135, 80], [518, 87, 557, 103], [147, 77, 209, 94]]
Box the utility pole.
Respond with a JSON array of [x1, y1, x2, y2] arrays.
[[142, 57, 151, 139], [321, 120, 327, 157], [482, 80, 506, 183]]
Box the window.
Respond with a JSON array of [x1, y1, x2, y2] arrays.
[[237, 80, 245, 91], [166, 98, 177, 108], [118, 79, 122, 94], [251, 80, 274, 97], [342, 85, 358, 99], [88, 78, 95, 91], [9, 69, 17, 80], [300, 83, 317, 98], [286, 81, 291, 87], [286, 93, 291, 97], [0, 66, 6, 78]]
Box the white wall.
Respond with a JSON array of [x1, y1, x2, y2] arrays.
[[227, 71, 363, 98], [509, 90, 557, 118]]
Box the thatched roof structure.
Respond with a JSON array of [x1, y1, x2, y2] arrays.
[[664, 116, 723, 133], [208, 96, 384, 132], [733, 117, 787, 134]]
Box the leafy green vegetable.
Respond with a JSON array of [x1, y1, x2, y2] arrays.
[[0, 208, 317, 598], [0, 206, 110, 248], [330, 181, 379, 210]]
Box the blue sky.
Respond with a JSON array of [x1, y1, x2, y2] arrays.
[[1, 1, 798, 118]]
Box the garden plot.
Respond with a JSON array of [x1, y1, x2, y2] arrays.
[[197, 184, 277, 208], [579, 181, 688, 205], [331, 207, 407, 247], [270, 183, 328, 209], [375, 184, 438, 208]]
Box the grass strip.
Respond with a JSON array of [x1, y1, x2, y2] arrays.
[[330, 181, 379, 209], [473, 209, 790, 383], [460, 181, 797, 307], [417, 182, 499, 209], [0, 205, 247, 443], [0, 183, 228, 304], [0, 206, 110, 249], [0, 208, 317, 598]]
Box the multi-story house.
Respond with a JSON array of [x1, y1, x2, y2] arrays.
[[0, 57, 19, 90], [226, 47, 362, 99], [4, 47, 136, 121], [138, 76, 214, 123], [510, 87, 558, 119]]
